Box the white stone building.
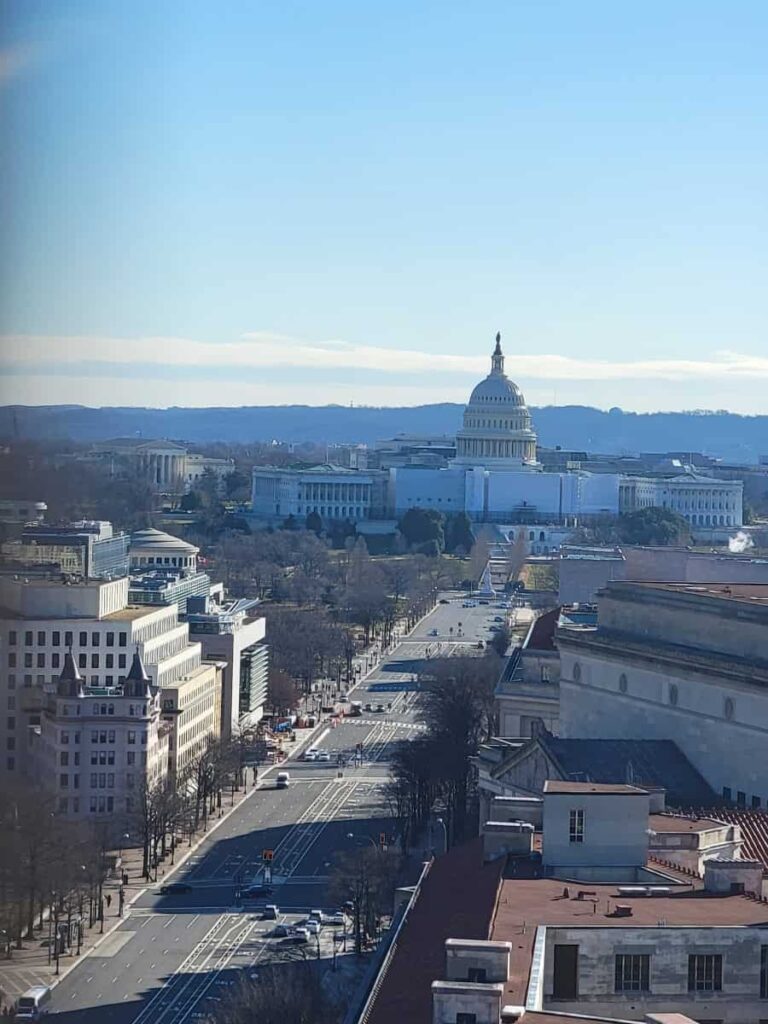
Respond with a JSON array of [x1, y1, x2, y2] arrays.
[[0, 574, 216, 792], [619, 472, 742, 528], [251, 464, 376, 522], [557, 580, 768, 808], [35, 648, 169, 828]]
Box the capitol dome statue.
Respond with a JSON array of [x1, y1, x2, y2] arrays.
[[454, 332, 537, 466]]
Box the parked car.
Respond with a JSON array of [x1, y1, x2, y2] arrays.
[[272, 924, 291, 937], [304, 919, 321, 936], [276, 771, 290, 788], [290, 927, 310, 943], [439, 598, 449, 604], [428, 628, 439, 636], [494, 616, 504, 622], [374, 704, 385, 713], [364, 703, 372, 712], [262, 904, 279, 920], [326, 912, 346, 926], [318, 750, 331, 762], [160, 882, 192, 895], [303, 749, 317, 761], [489, 625, 501, 632]]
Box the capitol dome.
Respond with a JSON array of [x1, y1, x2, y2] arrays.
[[455, 333, 537, 466]]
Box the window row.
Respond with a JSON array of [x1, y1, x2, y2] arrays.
[[9, 630, 128, 647], [7, 652, 128, 670]]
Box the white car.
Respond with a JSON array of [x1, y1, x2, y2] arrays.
[[304, 919, 321, 936], [317, 750, 331, 762], [303, 750, 318, 762]]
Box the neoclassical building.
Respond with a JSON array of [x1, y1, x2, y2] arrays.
[[454, 333, 538, 466]]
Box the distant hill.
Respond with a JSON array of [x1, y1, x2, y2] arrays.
[[1, 404, 766, 464]]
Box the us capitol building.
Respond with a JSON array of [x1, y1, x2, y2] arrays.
[[251, 333, 742, 539]]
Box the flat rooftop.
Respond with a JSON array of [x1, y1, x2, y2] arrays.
[[649, 813, 728, 834], [629, 581, 768, 605], [102, 605, 163, 621], [491, 867, 768, 1009], [543, 781, 647, 795]]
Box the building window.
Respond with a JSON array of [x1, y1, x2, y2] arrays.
[[106, 632, 114, 647], [688, 954, 722, 992], [92, 632, 100, 646], [7, 675, 15, 690], [724, 697, 735, 721], [52, 631, 60, 646], [128, 731, 136, 744], [37, 631, 45, 646], [119, 632, 127, 647], [456, 1016, 477, 1024], [7, 757, 15, 771], [24, 631, 33, 646], [79, 631, 87, 647], [60, 774, 68, 788], [118, 654, 126, 669], [92, 654, 99, 669], [572, 662, 581, 682], [615, 954, 650, 992], [106, 654, 114, 668], [8, 631, 16, 645], [78, 654, 87, 669], [737, 791, 746, 806], [127, 752, 135, 765], [753, 796, 762, 809], [618, 673, 628, 693], [52, 653, 60, 669], [89, 797, 97, 813], [36, 653, 45, 668], [723, 786, 732, 801], [569, 809, 585, 843], [760, 945, 768, 998], [7, 653, 15, 668], [467, 967, 487, 982], [60, 752, 69, 766], [24, 653, 32, 668]]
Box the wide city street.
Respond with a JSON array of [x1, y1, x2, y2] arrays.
[[45, 592, 510, 1022]]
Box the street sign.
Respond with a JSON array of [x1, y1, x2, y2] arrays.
[[262, 849, 274, 862]]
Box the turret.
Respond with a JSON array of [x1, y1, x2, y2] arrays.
[[125, 649, 153, 699], [57, 648, 85, 699]]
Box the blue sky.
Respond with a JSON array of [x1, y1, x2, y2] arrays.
[[1, 0, 767, 412]]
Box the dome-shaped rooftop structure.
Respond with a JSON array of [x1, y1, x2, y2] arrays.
[[130, 528, 198, 571], [455, 333, 537, 466]]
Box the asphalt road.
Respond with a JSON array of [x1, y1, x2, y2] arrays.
[[46, 593, 507, 1022]]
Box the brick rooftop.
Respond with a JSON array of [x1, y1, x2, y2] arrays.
[[490, 863, 768, 1009]]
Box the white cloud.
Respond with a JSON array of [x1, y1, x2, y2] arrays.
[[3, 331, 768, 384]]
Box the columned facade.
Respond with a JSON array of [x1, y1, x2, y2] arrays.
[[454, 333, 537, 467]]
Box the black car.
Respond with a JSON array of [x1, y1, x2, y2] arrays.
[[242, 885, 273, 899], [160, 882, 192, 895]]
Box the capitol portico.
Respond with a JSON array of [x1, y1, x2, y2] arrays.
[[454, 333, 538, 467]]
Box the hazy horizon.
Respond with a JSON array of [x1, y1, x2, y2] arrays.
[[2, 2, 768, 414]]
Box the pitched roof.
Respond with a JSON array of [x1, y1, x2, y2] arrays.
[[366, 839, 503, 1024], [540, 736, 716, 807]]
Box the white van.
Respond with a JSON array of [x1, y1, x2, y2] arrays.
[[16, 986, 51, 1019], [276, 771, 290, 789]]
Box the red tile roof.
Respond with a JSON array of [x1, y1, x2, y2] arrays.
[[366, 839, 504, 1024], [684, 805, 768, 866]]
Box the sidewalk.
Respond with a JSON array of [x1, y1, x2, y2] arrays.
[[0, 722, 321, 1007]]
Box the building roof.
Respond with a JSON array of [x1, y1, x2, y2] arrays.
[[490, 863, 768, 1009], [130, 528, 198, 554], [521, 1015, 640, 1024], [621, 580, 768, 606], [494, 736, 716, 807], [680, 806, 768, 867], [524, 607, 559, 651], [543, 781, 647, 795], [366, 839, 503, 1024], [648, 813, 729, 834]]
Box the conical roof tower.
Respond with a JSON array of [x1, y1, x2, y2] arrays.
[[125, 649, 153, 699], [57, 648, 85, 698]]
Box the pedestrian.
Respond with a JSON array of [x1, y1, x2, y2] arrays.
[[105, 893, 112, 909]]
